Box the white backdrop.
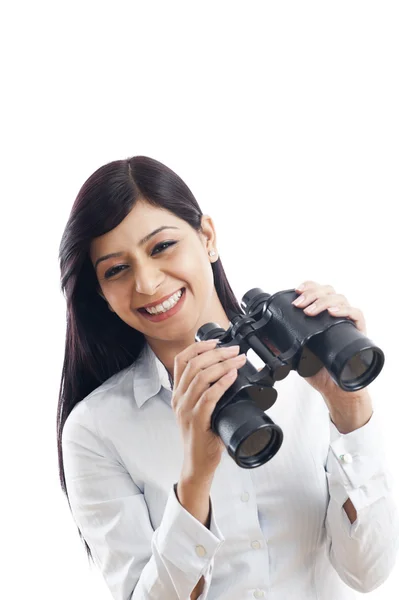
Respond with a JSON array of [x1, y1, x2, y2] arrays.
[[2, 1, 398, 599]]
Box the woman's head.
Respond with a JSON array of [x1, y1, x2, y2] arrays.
[[57, 155, 243, 561], [60, 157, 242, 352], [90, 197, 231, 353]]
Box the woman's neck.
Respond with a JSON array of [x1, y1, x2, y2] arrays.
[[146, 337, 192, 382]]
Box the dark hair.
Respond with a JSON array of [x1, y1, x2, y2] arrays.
[[56, 155, 244, 563]]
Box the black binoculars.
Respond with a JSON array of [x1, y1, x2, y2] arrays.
[[195, 287, 385, 469]]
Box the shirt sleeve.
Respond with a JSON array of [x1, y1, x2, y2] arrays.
[[61, 402, 225, 600], [325, 410, 399, 593]]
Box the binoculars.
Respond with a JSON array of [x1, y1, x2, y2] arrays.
[[195, 287, 385, 469]]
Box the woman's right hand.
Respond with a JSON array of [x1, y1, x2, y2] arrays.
[[171, 339, 247, 481]]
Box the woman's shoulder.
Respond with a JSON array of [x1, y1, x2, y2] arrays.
[[63, 362, 137, 441]]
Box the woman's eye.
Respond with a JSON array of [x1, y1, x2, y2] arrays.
[[104, 265, 128, 279], [104, 242, 177, 279], [151, 241, 177, 255]]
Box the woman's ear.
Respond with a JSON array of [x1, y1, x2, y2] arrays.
[[200, 214, 217, 253]]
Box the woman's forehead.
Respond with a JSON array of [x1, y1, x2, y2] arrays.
[[89, 202, 185, 259]]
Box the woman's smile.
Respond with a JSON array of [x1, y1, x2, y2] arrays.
[[137, 287, 187, 322]]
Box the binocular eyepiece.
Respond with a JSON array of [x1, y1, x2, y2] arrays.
[[195, 287, 385, 469]]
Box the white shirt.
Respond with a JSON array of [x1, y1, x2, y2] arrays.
[[62, 340, 398, 600]]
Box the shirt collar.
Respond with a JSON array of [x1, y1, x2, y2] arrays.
[[132, 341, 172, 408]]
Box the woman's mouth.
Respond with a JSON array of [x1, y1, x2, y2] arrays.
[[137, 288, 186, 322]]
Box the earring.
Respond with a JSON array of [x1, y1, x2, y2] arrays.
[[209, 249, 216, 257]]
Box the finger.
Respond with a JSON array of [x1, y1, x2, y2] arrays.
[[303, 293, 349, 315], [177, 345, 240, 397], [183, 353, 247, 412], [194, 368, 239, 428], [327, 305, 367, 334], [173, 340, 219, 389], [295, 281, 335, 292], [292, 285, 337, 307], [295, 280, 320, 291]]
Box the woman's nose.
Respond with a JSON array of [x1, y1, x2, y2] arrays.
[[134, 263, 164, 297]]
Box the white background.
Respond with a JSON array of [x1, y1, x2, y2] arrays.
[[1, 1, 398, 598]]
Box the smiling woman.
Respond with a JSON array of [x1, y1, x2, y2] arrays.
[[57, 155, 398, 600], [57, 155, 243, 593]]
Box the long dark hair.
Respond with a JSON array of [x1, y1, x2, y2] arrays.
[[57, 155, 244, 563]]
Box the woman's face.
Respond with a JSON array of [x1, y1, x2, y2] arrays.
[[89, 199, 230, 348]]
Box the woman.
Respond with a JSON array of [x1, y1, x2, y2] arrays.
[[57, 155, 398, 600]]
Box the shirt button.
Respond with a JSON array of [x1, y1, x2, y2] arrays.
[[251, 540, 262, 550], [253, 590, 265, 598], [241, 492, 250, 502], [340, 453, 353, 464], [195, 545, 207, 557]]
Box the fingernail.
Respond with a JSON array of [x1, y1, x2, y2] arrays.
[[296, 283, 306, 292], [329, 306, 340, 312], [292, 295, 305, 306], [225, 345, 240, 353]]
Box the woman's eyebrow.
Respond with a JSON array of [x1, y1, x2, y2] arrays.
[[94, 225, 180, 271], [139, 225, 179, 247]]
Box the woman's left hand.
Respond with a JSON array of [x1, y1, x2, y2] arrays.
[[291, 280, 368, 401]]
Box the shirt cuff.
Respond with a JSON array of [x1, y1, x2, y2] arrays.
[[153, 483, 225, 576], [327, 411, 393, 511]]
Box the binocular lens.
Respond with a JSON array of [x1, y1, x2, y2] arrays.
[[307, 322, 385, 392], [341, 349, 375, 385], [237, 427, 273, 458], [216, 398, 284, 468], [233, 423, 283, 468]]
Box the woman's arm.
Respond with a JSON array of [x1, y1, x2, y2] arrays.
[[62, 402, 225, 600], [324, 411, 399, 593], [176, 477, 213, 599]]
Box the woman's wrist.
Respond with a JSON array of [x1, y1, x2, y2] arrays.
[[324, 389, 373, 434], [176, 474, 214, 528]]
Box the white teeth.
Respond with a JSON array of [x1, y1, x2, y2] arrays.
[[145, 289, 183, 315]]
